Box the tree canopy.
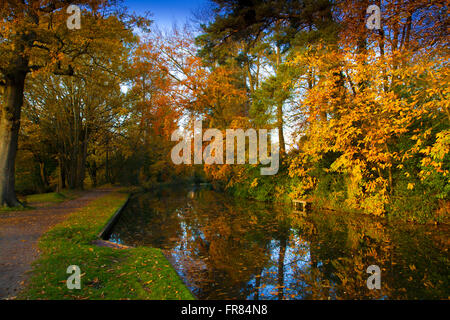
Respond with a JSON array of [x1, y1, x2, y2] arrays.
[[1, 0, 448, 223]]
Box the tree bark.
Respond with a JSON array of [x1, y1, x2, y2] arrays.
[[57, 157, 66, 192], [276, 101, 286, 155], [105, 137, 110, 183], [39, 161, 49, 190], [77, 135, 88, 189], [0, 72, 26, 207], [88, 162, 97, 187], [274, 42, 286, 156]]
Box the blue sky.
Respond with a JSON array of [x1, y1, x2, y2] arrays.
[[123, 0, 209, 29]]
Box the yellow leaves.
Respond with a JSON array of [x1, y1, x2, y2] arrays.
[[288, 38, 447, 216], [430, 130, 450, 162], [250, 178, 258, 188], [407, 183, 415, 190], [420, 146, 432, 155]]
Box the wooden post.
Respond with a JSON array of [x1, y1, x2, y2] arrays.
[[292, 200, 310, 214]]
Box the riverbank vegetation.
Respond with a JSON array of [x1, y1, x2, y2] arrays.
[[19, 191, 194, 300], [111, 187, 449, 299], [0, 1, 448, 223]]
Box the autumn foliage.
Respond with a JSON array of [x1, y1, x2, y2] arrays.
[[0, 0, 448, 222]]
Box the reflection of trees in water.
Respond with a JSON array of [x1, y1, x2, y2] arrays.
[[289, 212, 449, 299], [110, 189, 449, 299], [177, 191, 277, 299], [110, 194, 184, 247]]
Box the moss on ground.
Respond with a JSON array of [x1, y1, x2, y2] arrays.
[[25, 190, 79, 204]]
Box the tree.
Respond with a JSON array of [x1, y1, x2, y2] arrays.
[[24, 64, 128, 190], [196, 0, 338, 155], [287, 0, 448, 216], [0, 1, 138, 205]]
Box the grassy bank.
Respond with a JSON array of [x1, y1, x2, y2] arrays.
[[24, 190, 80, 204], [19, 191, 194, 300], [1, 190, 80, 212]]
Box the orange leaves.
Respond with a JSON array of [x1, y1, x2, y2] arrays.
[[129, 38, 182, 142]]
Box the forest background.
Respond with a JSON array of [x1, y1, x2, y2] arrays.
[[1, 0, 448, 223]]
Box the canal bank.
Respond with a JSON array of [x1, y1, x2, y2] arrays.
[[18, 189, 194, 300], [107, 186, 449, 300]]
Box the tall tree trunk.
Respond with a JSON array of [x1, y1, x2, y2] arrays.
[[39, 161, 49, 190], [57, 157, 66, 192], [88, 148, 98, 188], [276, 101, 286, 155], [0, 72, 26, 207], [105, 137, 110, 183], [77, 131, 88, 189], [88, 162, 97, 187], [275, 43, 286, 156], [68, 152, 77, 189]]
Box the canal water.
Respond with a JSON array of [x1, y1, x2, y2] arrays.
[[108, 186, 449, 299]]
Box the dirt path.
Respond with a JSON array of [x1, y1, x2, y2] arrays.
[[0, 188, 115, 300]]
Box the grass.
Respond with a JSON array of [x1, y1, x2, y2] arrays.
[[1, 190, 79, 213], [25, 190, 79, 204], [19, 191, 194, 300], [0, 205, 33, 212]]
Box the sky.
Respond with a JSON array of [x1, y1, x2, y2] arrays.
[[123, 0, 210, 29]]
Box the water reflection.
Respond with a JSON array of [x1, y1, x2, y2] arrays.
[[108, 187, 449, 300]]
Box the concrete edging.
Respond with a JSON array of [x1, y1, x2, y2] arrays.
[[162, 251, 198, 300], [97, 195, 131, 240], [94, 193, 197, 298]]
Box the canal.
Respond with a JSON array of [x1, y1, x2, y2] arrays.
[[108, 186, 449, 299]]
